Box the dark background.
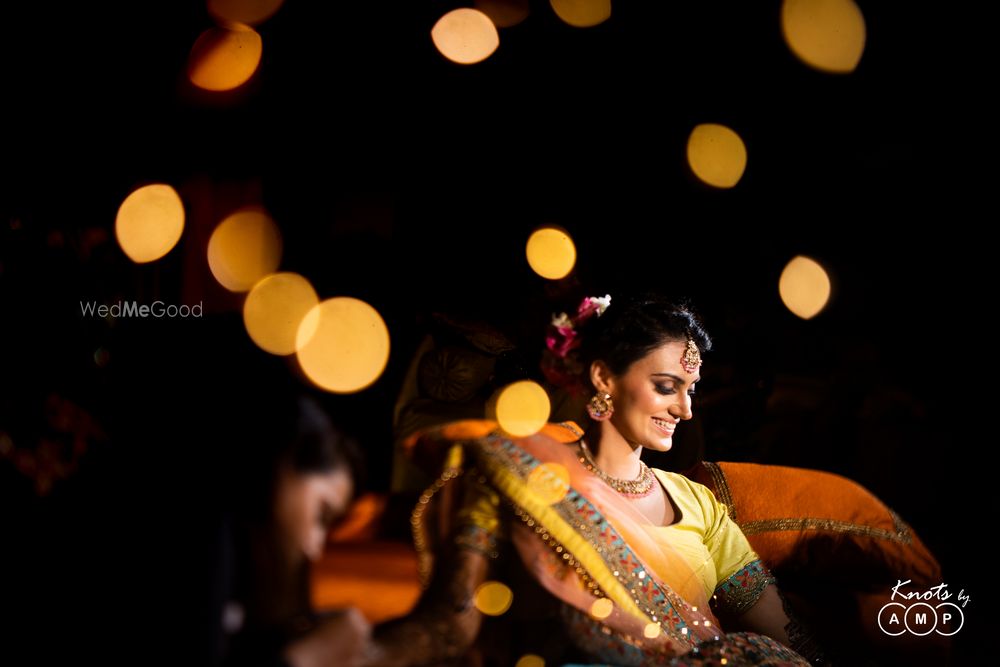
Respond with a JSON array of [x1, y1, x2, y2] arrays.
[[1, 1, 987, 665]]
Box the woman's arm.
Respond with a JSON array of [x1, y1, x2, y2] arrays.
[[729, 583, 791, 644], [361, 547, 489, 667], [729, 584, 829, 665]]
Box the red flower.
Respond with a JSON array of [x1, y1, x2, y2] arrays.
[[546, 325, 579, 358]]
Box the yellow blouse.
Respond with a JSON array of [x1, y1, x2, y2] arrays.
[[452, 463, 774, 616], [650, 468, 763, 603]]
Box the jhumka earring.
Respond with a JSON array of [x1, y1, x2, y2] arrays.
[[587, 392, 613, 421]]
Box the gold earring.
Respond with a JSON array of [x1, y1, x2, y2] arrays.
[[587, 392, 613, 421]]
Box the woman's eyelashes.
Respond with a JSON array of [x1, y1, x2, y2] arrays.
[[654, 384, 697, 396]]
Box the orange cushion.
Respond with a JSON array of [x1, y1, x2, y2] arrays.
[[687, 461, 941, 586], [687, 461, 949, 661], [311, 542, 421, 624]]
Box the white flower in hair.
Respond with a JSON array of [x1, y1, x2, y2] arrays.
[[592, 294, 611, 316], [551, 312, 573, 329]]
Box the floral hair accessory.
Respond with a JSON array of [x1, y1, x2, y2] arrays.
[[577, 294, 611, 321], [545, 294, 611, 359], [542, 294, 611, 394]]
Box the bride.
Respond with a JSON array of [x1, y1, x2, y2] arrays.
[[364, 294, 821, 666]]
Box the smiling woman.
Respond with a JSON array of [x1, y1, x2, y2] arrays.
[[364, 295, 826, 666]]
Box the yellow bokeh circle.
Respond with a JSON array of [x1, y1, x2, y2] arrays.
[[208, 207, 283, 293], [687, 124, 748, 189], [527, 463, 571, 505], [431, 9, 500, 65], [295, 297, 391, 394], [243, 272, 320, 356], [526, 227, 576, 280], [496, 381, 551, 437], [550, 0, 611, 28], [779, 255, 832, 320], [781, 0, 866, 74], [188, 24, 263, 92], [590, 597, 614, 619], [474, 581, 514, 616], [115, 184, 185, 264]]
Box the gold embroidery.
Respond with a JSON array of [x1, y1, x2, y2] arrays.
[[739, 516, 913, 544], [411, 448, 464, 589], [712, 560, 776, 615], [510, 501, 606, 594], [453, 465, 504, 560], [889, 509, 913, 542], [702, 461, 737, 522], [705, 461, 913, 545], [474, 435, 699, 647], [558, 421, 584, 439]]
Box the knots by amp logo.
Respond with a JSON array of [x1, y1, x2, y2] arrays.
[[878, 579, 970, 637]]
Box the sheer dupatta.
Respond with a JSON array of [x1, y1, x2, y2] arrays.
[[405, 421, 812, 666], [469, 424, 721, 659]]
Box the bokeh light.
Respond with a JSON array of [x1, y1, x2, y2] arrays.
[[527, 463, 571, 505], [243, 272, 320, 356], [496, 381, 551, 437], [295, 297, 391, 394], [474, 581, 514, 616], [207, 207, 283, 292], [115, 184, 185, 263], [188, 24, 263, 91], [590, 597, 613, 619], [550, 0, 611, 28], [476, 0, 530, 28], [779, 255, 832, 319], [686, 124, 748, 189], [643, 622, 662, 638], [207, 0, 284, 26], [781, 0, 866, 74], [431, 9, 500, 65], [515, 656, 545, 667], [526, 227, 576, 280]]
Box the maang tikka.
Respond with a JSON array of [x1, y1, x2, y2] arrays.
[[681, 334, 702, 374]]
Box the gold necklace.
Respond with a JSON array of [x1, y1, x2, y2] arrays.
[[577, 439, 656, 498]]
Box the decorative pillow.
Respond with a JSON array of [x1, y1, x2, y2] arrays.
[[686, 461, 940, 586], [687, 461, 949, 663]]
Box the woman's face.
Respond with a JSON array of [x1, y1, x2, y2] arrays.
[[599, 340, 700, 452], [275, 466, 353, 562]]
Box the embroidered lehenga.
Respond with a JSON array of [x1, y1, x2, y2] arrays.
[[409, 421, 810, 666]]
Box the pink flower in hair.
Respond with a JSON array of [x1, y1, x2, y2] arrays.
[[542, 294, 610, 394], [576, 294, 611, 323], [546, 324, 579, 359]]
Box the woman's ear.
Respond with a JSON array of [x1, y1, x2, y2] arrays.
[[589, 360, 615, 396]]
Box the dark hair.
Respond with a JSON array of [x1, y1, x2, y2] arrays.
[[283, 395, 363, 480], [230, 391, 364, 521], [575, 294, 712, 389]]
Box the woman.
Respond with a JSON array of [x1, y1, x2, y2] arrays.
[[222, 393, 370, 667], [365, 295, 819, 666]]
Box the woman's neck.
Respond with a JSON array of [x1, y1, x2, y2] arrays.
[[587, 419, 644, 480]]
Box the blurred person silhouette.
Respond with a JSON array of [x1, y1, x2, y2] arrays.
[[97, 317, 371, 667], [219, 390, 370, 667]]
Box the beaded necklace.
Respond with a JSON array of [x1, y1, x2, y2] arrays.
[[576, 438, 656, 498]]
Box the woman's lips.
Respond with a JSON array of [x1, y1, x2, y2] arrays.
[[651, 417, 675, 436]]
